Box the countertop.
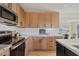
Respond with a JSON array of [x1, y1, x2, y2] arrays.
[[56, 39, 79, 55], [0, 44, 12, 53]]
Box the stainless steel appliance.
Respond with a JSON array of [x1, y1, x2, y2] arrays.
[[10, 38, 25, 56], [0, 31, 12, 44], [0, 3, 18, 26]]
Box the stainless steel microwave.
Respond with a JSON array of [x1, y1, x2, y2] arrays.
[[0, 4, 18, 26]]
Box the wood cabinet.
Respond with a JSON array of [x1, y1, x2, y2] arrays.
[[41, 37, 48, 50], [3, 3, 59, 28], [33, 37, 47, 50], [25, 13, 30, 28], [29, 13, 38, 28], [38, 13, 45, 28], [12, 3, 17, 13], [0, 49, 10, 56], [26, 12, 59, 28], [33, 36, 48, 50], [33, 37, 41, 50], [47, 37, 56, 50], [26, 36, 56, 51], [25, 37, 33, 55], [11, 4, 26, 27], [51, 12, 59, 28], [44, 13, 52, 28]]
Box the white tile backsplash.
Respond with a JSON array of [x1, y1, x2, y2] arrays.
[[16, 28, 59, 36]]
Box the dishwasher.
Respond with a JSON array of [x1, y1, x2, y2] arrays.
[[10, 38, 25, 56]]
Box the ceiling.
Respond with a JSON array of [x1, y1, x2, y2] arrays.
[[19, 3, 79, 25], [19, 3, 79, 13]]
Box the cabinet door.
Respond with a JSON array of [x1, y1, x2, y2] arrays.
[[12, 3, 17, 13], [38, 13, 45, 28], [41, 37, 48, 50], [16, 4, 26, 27], [21, 9, 26, 28], [25, 37, 33, 55], [25, 13, 30, 28], [51, 12, 59, 28], [45, 13, 52, 28], [16, 5, 22, 27], [33, 37, 41, 50], [29, 13, 38, 28], [28, 37, 33, 50]]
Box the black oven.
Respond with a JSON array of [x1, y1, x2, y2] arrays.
[[10, 38, 25, 56]]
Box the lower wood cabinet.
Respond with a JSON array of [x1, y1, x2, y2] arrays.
[[47, 37, 56, 50], [0, 49, 10, 56], [25, 36, 56, 51], [25, 37, 33, 55], [33, 36, 48, 50]]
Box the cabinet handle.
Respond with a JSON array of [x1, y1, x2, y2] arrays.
[[49, 41, 53, 42], [49, 46, 53, 47]]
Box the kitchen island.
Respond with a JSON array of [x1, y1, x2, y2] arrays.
[[56, 39, 79, 56]]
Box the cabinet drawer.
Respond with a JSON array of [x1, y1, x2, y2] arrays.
[[48, 43, 54, 46], [48, 40, 56, 42], [48, 42, 56, 45], [48, 44, 56, 50]]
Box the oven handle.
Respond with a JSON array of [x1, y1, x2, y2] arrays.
[[11, 40, 24, 50]]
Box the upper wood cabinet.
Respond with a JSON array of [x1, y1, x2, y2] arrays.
[[12, 3, 17, 13], [11, 4, 26, 27], [51, 12, 59, 28], [26, 12, 59, 28], [44, 13, 52, 28], [25, 13, 30, 28], [29, 13, 38, 28], [38, 13, 45, 28]]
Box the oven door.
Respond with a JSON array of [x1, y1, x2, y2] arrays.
[[10, 39, 25, 56]]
